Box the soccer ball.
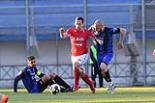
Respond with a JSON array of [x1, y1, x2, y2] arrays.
[[49, 84, 61, 95]]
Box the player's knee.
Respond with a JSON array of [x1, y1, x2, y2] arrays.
[[100, 63, 108, 72], [43, 73, 56, 82], [79, 69, 84, 77], [41, 75, 49, 83], [74, 62, 80, 68], [48, 73, 57, 79]]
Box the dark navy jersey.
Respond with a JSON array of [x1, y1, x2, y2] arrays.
[[14, 66, 44, 93], [22, 67, 40, 93], [95, 27, 120, 54]]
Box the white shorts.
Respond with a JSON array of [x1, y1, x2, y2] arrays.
[[71, 53, 89, 66]]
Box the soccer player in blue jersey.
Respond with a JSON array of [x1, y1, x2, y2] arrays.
[[14, 56, 72, 93], [89, 19, 126, 93]]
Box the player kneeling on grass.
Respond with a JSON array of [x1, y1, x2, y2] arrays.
[[13, 56, 72, 94], [0, 94, 8, 103]]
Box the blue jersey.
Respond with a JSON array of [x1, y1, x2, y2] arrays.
[[22, 67, 40, 93], [95, 27, 120, 65], [95, 27, 120, 54], [16, 66, 44, 93]]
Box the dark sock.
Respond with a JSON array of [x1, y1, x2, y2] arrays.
[[99, 78, 103, 87], [49, 80, 55, 85], [54, 75, 71, 89], [60, 87, 73, 93], [91, 76, 96, 87], [99, 72, 103, 87], [104, 70, 112, 82], [91, 65, 97, 87], [94, 81, 96, 87], [60, 87, 66, 92]]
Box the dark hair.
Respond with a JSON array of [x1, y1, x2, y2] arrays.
[[27, 56, 35, 61], [75, 17, 84, 23]]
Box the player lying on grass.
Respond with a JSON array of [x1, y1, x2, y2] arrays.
[[89, 19, 126, 93], [13, 56, 72, 93], [59, 17, 95, 93]]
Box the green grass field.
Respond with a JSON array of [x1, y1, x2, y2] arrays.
[[1, 87, 155, 103]]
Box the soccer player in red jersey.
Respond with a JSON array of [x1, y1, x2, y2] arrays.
[[59, 17, 95, 93]]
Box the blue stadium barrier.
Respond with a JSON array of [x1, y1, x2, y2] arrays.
[[1, 0, 154, 41]]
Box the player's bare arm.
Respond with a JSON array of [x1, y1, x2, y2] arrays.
[[88, 25, 98, 45], [153, 49, 155, 56], [117, 28, 126, 50], [59, 27, 67, 39], [88, 25, 96, 33]]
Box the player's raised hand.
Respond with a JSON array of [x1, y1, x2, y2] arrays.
[[117, 42, 124, 50], [59, 27, 64, 33], [153, 49, 155, 56], [59, 27, 65, 38], [88, 25, 96, 32]]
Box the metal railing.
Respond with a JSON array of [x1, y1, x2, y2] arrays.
[[0, 0, 155, 87], [0, 62, 155, 86]]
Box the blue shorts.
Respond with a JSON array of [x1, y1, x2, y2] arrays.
[[97, 53, 113, 65]]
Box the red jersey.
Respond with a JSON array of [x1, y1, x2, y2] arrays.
[[66, 27, 93, 56]]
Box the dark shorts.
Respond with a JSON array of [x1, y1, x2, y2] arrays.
[[97, 53, 113, 66]]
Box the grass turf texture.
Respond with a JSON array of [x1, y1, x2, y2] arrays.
[[0, 87, 155, 103]]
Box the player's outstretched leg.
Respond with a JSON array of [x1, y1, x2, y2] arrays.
[[54, 75, 73, 92], [81, 71, 95, 93], [40, 73, 72, 93], [100, 62, 116, 94]]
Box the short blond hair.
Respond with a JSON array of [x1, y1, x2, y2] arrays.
[[94, 19, 103, 25]]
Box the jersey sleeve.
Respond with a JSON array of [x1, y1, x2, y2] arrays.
[[14, 70, 24, 92], [111, 28, 120, 35], [66, 28, 73, 37]]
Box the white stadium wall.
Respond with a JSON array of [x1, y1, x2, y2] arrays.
[[0, 40, 70, 65], [0, 39, 155, 87], [0, 39, 154, 67]]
